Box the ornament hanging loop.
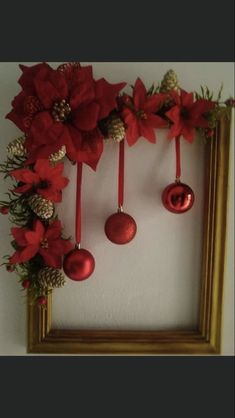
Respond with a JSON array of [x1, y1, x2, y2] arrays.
[[175, 135, 181, 181]]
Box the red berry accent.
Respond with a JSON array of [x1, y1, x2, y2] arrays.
[[225, 99, 235, 107], [22, 279, 31, 289], [37, 296, 47, 306], [0, 206, 9, 215], [6, 264, 15, 272], [206, 128, 214, 138]]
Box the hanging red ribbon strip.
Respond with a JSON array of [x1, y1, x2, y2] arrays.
[[118, 139, 125, 208], [175, 135, 181, 180], [75, 162, 83, 245]]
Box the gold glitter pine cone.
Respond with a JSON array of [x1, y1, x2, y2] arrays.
[[160, 69, 179, 93], [28, 194, 54, 219], [160, 69, 179, 106], [106, 114, 126, 143], [49, 145, 66, 164], [38, 267, 66, 290], [7, 136, 26, 157]]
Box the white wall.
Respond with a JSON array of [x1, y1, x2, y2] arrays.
[[0, 63, 234, 355]]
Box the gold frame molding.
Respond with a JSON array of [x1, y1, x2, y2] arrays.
[[27, 113, 231, 354]]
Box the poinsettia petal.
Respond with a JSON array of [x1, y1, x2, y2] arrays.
[[65, 126, 83, 162], [10, 245, 39, 264], [167, 121, 183, 139], [25, 231, 41, 245], [49, 238, 73, 255], [5, 91, 28, 131], [45, 220, 62, 240], [77, 129, 104, 170], [125, 119, 140, 146], [34, 69, 68, 109], [139, 121, 156, 143], [70, 80, 95, 109], [191, 99, 215, 117], [10, 250, 23, 264], [39, 249, 62, 268], [18, 63, 51, 93], [34, 159, 51, 178], [5, 109, 26, 132], [181, 124, 195, 142], [95, 79, 126, 119], [181, 91, 194, 108], [38, 188, 62, 203], [133, 78, 147, 109], [73, 102, 100, 131], [146, 114, 166, 129], [11, 227, 28, 246], [166, 106, 181, 123], [13, 184, 33, 194], [143, 93, 166, 113], [193, 115, 209, 128], [10, 168, 39, 184], [169, 90, 181, 106], [33, 219, 45, 239]]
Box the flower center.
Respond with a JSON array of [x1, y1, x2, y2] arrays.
[[38, 180, 51, 189], [180, 107, 190, 119], [40, 239, 49, 249], [52, 99, 71, 122], [136, 110, 147, 120]]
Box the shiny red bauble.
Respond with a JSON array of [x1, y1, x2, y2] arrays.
[[105, 211, 137, 244], [63, 248, 95, 281], [162, 182, 195, 214]]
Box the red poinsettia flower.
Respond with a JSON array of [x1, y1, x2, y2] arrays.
[[166, 90, 215, 142], [121, 78, 166, 146], [6, 63, 126, 170], [10, 219, 73, 268], [10, 159, 69, 202]]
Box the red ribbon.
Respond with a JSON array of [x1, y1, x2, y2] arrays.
[[76, 162, 82, 245], [118, 139, 125, 208], [175, 135, 181, 180]]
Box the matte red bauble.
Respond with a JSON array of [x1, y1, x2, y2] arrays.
[[63, 248, 95, 281], [162, 182, 195, 214], [105, 212, 137, 244]]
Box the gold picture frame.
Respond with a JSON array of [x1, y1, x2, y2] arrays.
[[27, 113, 231, 354]]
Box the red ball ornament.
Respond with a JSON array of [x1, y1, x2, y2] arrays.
[[162, 182, 195, 214], [105, 211, 137, 244], [63, 248, 95, 281]]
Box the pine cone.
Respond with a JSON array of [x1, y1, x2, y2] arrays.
[[49, 146, 66, 164], [38, 267, 66, 290], [28, 194, 54, 219], [160, 70, 179, 106], [7, 136, 26, 157], [106, 113, 126, 143]]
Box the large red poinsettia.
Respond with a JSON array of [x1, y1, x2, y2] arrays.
[[10, 159, 69, 202], [6, 63, 126, 170], [10, 219, 73, 268], [121, 78, 166, 146], [166, 90, 215, 142]]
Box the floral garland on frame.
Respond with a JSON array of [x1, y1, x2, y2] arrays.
[[0, 63, 234, 305]]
